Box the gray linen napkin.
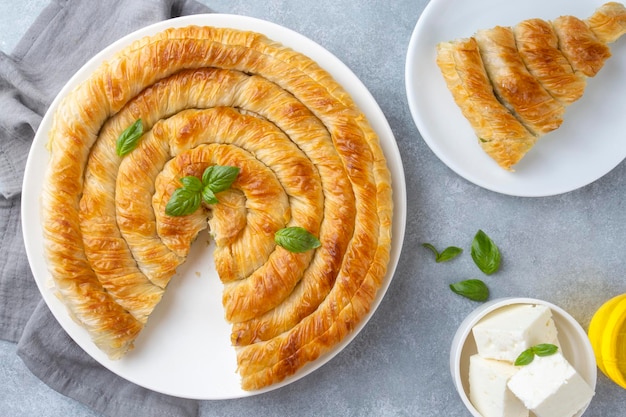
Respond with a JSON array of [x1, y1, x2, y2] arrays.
[[0, 0, 212, 416]]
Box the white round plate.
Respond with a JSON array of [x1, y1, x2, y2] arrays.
[[21, 14, 406, 400], [406, 0, 626, 197]]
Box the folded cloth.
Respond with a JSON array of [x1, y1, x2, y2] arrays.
[[0, 0, 211, 415]]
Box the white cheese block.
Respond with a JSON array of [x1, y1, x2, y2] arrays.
[[472, 304, 559, 362], [469, 354, 529, 417], [507, 352, 594, 417]]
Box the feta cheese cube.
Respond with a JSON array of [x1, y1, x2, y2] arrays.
[[507, 352, 594, 417], [469, 355, 529, 417], [472, 304, 559, 362]]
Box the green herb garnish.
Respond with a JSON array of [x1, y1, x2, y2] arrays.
[[115, 119, 143, 157], [165, 186, 202, 217], [202, 165, 241, 194], [422, 243, 463, 263], [471, 229, 501, 275], [449, 279, 489, 301], [165, 165, 240, 216], [514, 343, 559, 366], [275, 226, 321, 253]]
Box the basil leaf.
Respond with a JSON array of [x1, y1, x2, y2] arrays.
[[439, 246, 463, 262], [533, 343, 559, 357], [202, 165, 240, 193], [514, 343, 559, 366], [165, 187, 202, 216], [423, 243, 462, 263], [179, 176, 203, 193], [115, 119, 143, 157], [471, 229, 501, 275], [422, 243, 440, 259], [202, 186, 218, 205], [449, 279, 489, 301], [514, 348, 536, 366], [275, 227, 321, 253]]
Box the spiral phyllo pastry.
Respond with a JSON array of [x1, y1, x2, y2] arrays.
[[41, 25, 393, 390]]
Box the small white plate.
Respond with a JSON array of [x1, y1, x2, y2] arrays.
[[21, 14, 406, 400], [406, 0, 626, 197]]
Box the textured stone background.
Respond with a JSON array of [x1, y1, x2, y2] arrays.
[[1, 0, 625, 416]]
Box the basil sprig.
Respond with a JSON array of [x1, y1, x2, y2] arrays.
[[449, 279, 489, 302], [275, 227, 321, 253], [165, 165, 240, 216], [471, 229, 501, 275], [116, 119, 143, 157], [422, 243, 462, 263], [514, 343, 559, 366]]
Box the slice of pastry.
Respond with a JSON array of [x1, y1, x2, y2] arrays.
[[436, 2, 626, 170], [436, 38, 538, 170], [41, 26, 393, 391]]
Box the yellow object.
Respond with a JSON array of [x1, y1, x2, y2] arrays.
[[588, 293, 626, 389]]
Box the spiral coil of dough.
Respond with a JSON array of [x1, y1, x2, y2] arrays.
[[41, 26, 393, 390]]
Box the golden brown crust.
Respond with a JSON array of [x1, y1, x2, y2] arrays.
[[146, 107, 324, 323], [116, 127, 184, 289], [41, 26, 393, 389], [474, 26, 565, 136], [153, 135, 291, 285], [513, 18, 587, 105], [435, 39, 537, 170], [586, 2, 626, 44], [552, 15, 612, 78]]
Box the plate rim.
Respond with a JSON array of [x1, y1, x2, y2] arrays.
[[21, 13, 407, 400]]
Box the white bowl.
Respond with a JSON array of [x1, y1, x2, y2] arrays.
[[450, 297, 597, 417]]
